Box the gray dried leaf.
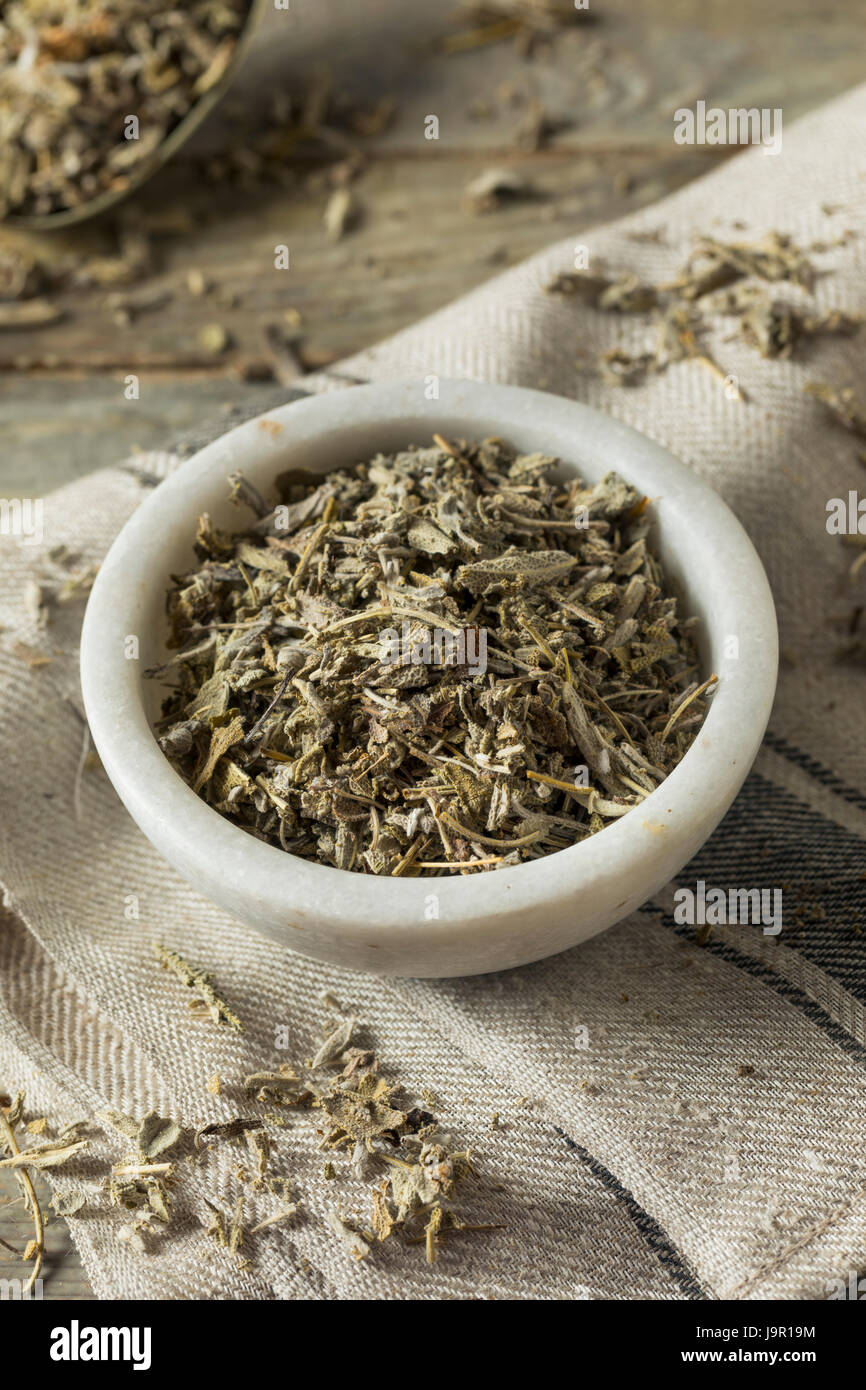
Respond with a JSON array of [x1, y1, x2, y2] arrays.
[[310, 1015, 357, 1069], [138, 1112, 182, 1160], [464, 166, 535, 212], [50, 1191, 86, 1216], [152, 942, 244, 1032], [0, 1138, 89, 1170], [456, 549, 577, 593], [195, 1118, 265, 1149], [250, 1202, 300, 1233], [0, 299, 62, 328], [805, 381, 866, 439], [326, 1208, 370, 1262], [99, 1108, 182, 1161], [323, 188, 358, 241]]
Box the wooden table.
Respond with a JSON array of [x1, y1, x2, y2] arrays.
[[0, 0, 861, 1300]]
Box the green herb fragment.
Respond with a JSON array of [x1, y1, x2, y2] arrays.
[[739, 304, 859, 359], [250, 1203, 300, 1234], [244, 1067, 310, 1105], [195, 1118, 265, 1149], [310, 1016, 357, 1069], [203, 1192, 248, 1261], [547, 271, 657, 312], [152, 942, 244, 1032]]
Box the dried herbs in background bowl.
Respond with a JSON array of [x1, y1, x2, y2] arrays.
[[80, 381, 778, 976], [0, 0, 259, 227]]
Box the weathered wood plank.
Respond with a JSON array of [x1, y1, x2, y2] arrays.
[[0, 1167, 95, 1302], [1, 145, 722, 491]]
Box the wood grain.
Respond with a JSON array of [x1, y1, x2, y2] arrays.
[[3, 0, 862, 492]]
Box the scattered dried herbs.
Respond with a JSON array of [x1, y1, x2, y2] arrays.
[[0, 1133, 90, 1170], [50, 1191, 87, 1216], [738, 304, 859, 359], [204, 1192, 247, 1257], [245, 1012, 497, 1266], [548, 230, 860, 386], [803, 381, 866, 663], [3, 974, 499, 1281], [326, 1208, 370, 1261], [438, 0, 595, 59], [0, 1092, 91, 1294], [195, 1117, 265, 1149], [678, 232, 815, 296]]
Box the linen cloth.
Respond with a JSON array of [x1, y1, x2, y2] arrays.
[[2, 84, 866, 1302]]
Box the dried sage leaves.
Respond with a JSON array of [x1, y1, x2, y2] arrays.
[[150, 438, 713, 874], [0, 1, 252, 219]]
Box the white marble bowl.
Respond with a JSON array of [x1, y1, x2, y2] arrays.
[[80, 380, 778, 977]]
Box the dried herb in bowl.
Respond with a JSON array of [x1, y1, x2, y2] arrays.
[[148, 436, 716, 875], [0, 0, 252, 220]]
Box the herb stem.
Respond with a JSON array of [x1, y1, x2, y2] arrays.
[[0, 1107, 43, 1296], [436, 810, 546, 850], [660, 673, 719, 742]]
